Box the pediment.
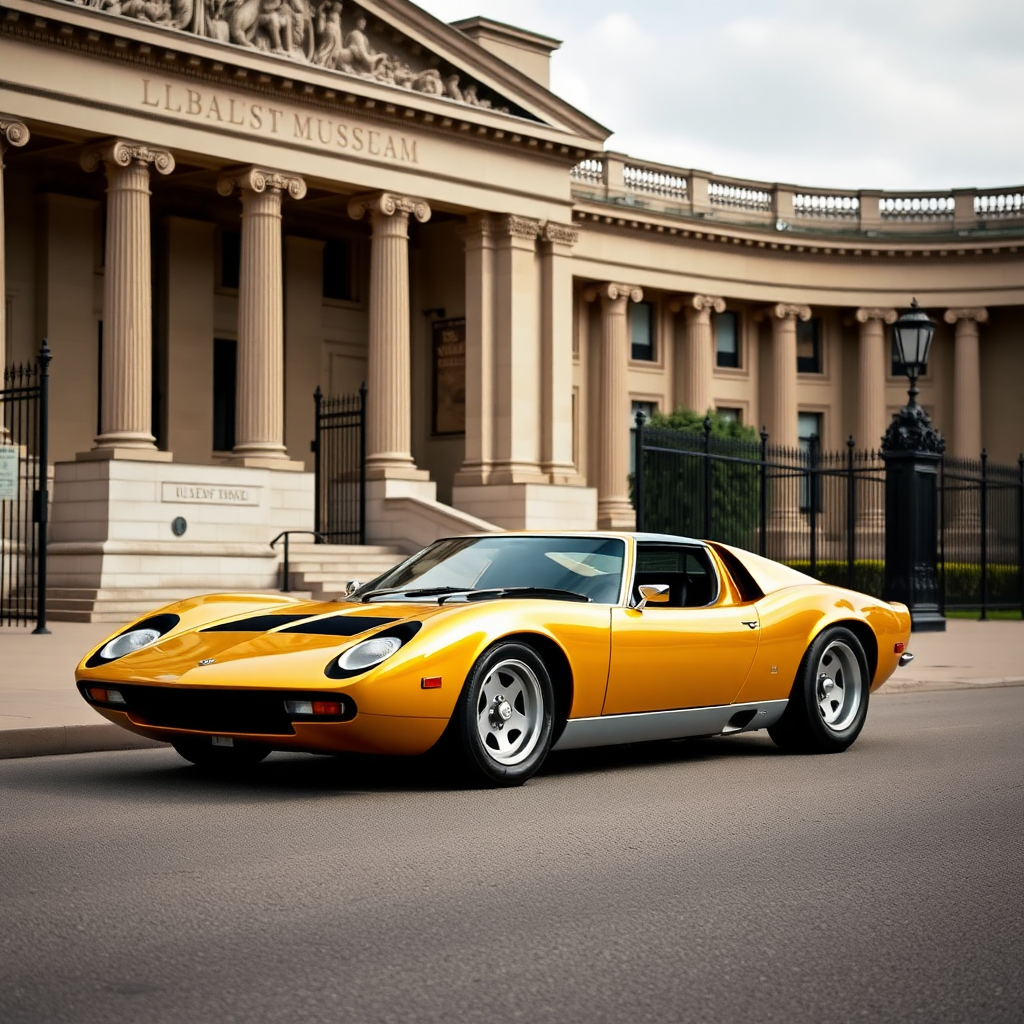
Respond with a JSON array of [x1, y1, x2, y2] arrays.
[[48, 0, 607, 141]]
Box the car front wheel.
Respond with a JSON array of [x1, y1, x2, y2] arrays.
[[453, 642, 555, 787], [768, 626, 869, 753]]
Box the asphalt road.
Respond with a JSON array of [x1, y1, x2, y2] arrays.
[[2, 687, 1022, 1024]]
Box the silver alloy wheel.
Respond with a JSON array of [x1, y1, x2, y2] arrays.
[[475, 658, 544, 767], [815, 639, 863, 731]]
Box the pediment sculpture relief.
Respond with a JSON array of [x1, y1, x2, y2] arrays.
[[61, 0, 524, 116]]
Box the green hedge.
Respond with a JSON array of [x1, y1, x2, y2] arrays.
[[785, 560, 885, 597], [782, 559, 1022, 607]]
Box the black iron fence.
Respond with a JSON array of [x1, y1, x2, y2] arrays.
[[940, 453, 1024, 616], [635, 417, 885, 593], [1, 344, 51, 631], [634, 415, 1023, 613], [313, 384, 366, 545]]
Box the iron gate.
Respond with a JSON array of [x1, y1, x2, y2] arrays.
[[634, 415, 884, 596], [312, 384, 366, 545], [1, 343, 50, 631]]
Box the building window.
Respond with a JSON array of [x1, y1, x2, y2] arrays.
[[716, 406, 742, 425], [798, 412, 823, 511], [220, 230, 241, 291], [714, 311, 740, 368], [323, 239, 354, 302], [630, 400, 657, 472], [213, 339, 237, 452], [797, 317, 822, 374], [631, 302, 655, 361]]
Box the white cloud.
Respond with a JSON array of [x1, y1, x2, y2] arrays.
[[418, 0, 1024, 189]]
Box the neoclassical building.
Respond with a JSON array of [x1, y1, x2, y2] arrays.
[[1, 0, 1022, 618]]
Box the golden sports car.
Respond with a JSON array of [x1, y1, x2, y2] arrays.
[[76, 532, 913, 786]]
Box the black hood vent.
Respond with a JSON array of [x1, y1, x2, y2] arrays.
[[202, 613, 397, 636]]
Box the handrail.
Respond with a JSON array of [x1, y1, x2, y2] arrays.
[[270, 530, 326, 593]]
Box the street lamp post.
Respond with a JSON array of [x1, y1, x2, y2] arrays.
[[881, 299, 946, 631]]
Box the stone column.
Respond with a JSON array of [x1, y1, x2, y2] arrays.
[[587, 282, 643, 529], [348, 191, 431, 479], [768, 303, 811, 450], [455, 213, 496, 486], [0, 117, 29, 441], [854, 307, 897, 451], [680, 294, 725, 414], [81, 139, 174, 457], [217, 167, 306, 468], [540, 221, 579, 483], [944, 307, 988, 459]]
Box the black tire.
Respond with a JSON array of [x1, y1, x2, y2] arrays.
[[171, 738, 271, 770], [768, 626, 870, 754], [452, 641, 556, 787]]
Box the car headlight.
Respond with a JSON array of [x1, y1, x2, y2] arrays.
[[99, 628, 163, 661], [336, 635, 403, 672]]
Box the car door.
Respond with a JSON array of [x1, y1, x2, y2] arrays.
[[602, 544, 760, 715]]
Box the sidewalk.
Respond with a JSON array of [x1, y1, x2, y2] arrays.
[[0, 618, 1021, 759]]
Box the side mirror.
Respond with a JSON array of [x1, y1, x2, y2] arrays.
[[344, 580, 362, 597], [635, 583, 670, 611]]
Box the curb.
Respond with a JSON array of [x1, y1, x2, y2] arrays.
[[878, 677, 1024, 696], [0, 724, 168, 760]]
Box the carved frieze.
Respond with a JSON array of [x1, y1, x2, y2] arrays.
[[501, 215, 542, 241], [59, 0, 524, 117], [541, 221, 579, 247]]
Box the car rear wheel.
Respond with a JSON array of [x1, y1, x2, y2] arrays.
[[171, 738, 270, 770], [453, 642, 555, 787], [768, 626, 869, 754]]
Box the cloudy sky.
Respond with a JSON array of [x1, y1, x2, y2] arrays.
[[417, 0, 1024, 192]]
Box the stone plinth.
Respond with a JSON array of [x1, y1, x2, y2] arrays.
[[452, 482, 597, 531]]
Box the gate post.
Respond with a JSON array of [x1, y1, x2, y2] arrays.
[[32, 341, 51, 635], [312, 386, 322, 539], [881, 401, 946, 632]]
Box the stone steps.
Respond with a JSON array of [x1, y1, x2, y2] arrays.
[[285, 544, 406, 600]]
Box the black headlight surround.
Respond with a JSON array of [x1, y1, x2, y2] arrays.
[[324, 621, 423, 680], [85, 613, 181, 668]]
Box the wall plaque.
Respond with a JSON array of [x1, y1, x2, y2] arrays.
[[431, 318, 466, 436], [0, 447, 18, 501], [161, 483, 262, 507]]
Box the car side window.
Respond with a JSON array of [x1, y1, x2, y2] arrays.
[[633, 545, 719, 608]]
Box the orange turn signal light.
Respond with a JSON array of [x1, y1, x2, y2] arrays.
[[89, 687, 126, 704], [894, 642, 906, 654], [421, 676, 442, 689]]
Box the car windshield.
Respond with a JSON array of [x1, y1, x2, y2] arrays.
[[352, 536, 627, 604]]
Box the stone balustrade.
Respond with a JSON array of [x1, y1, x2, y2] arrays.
[[571, 152, 1024, 237]]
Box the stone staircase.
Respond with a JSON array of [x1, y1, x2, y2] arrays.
[[283, 542, 407, 601], [37, 543, 407, 622]]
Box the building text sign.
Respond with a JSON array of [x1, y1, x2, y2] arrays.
[[0, 447, 18, 501], [141, 78, 421, 165], [161, 482, 262, 507]]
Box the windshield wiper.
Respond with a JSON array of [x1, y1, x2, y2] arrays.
[[360, 586, 472, 603], [440, 587, 591, 604]]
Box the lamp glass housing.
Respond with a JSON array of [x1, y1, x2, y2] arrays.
[[892, 301, 936, 378]]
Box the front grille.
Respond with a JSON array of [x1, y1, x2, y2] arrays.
[[81, 683, 356, 735]]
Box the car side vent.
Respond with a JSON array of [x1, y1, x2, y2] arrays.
[[722, 709, 758, 733], [280, 616, 396, 636]]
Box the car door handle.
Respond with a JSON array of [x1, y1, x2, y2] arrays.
[[741, 620, 758, 629]]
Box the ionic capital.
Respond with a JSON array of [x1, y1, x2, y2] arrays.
[[348, 191, 430, 223], [584, 282, 643, 309], [0, 117, 29, 155], [497, 214, 542, 241], [855, 307, 897, 325], [943, 307, 989, 325], [541, 220, 579, 247], [772, 303, 812, 322], [218, 166, 306, 200], [81, 139, 175, 176], [677, 294, 726, 322]]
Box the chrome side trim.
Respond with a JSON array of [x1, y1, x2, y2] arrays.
[[552, 700, 789, 751]]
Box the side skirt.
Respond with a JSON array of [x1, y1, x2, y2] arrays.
[[551, 700, 789, 752]]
